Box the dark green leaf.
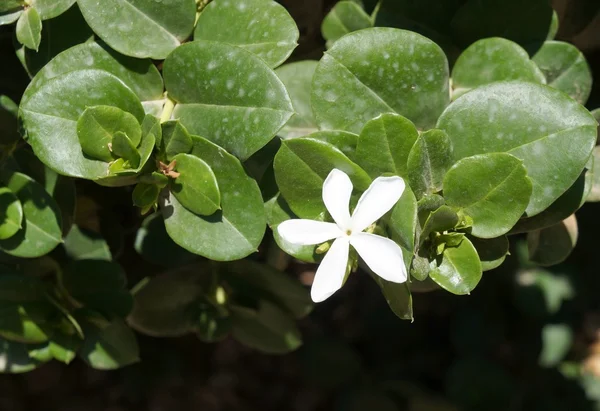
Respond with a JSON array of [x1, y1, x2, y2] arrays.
[[21, 69, 145, 180], [132, 183, 159, 213], [0, 0, 22, 13], [304, 130, 358, 158], [0, 172, 62, 258], [111, 131, 140, 168], [230, 301, 302, 354], [194, 0, 298, 68], [532, 41, 592, 104], [420, 205, 459, 246], [321, 1, 372, 45], [16, 7, 41, 51], [0, 95, 19, 146], [275, 61, 318, 138], [0, 187, 23, 240], [161, 120, 192, 161], [430, 237, 482, 295], [387, 185, 418, 253], [374, 278, 412, 321], [274, 137, 371, 219], [312, 27, 449, 133], [162, 136, 266, 261], [164, 41, 294, 160], [407, 129, 453, 199], [0, 338, 45, 373], [437, 81, 597, 216], [196, 306, 231, 343], [528, 215, 578, 267], [63, 225, 111, 261], [451, 38, 545, 99], [77, 0, 196, 59], [468, 235, 509, 271], [443, 153, 532, 238], [355, 113, 419, 178], [171, 153, 220, 216]]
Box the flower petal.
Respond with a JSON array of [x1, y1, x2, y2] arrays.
[[311, 237, 350, 302], [322, 169, 353, 229], [278, 219, 343, 246], [350, 232, 407, 283], [351, 176, 405, 232]]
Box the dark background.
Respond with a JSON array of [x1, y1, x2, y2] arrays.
[[2, 0, 600, 410]]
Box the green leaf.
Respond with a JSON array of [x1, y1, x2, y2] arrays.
[[0, 187, 23, 240], [275, 60, 319, 138], [128, 265, 208, 337], [274, 137, 371, 219], [170, 153, 220, 216], [222, 260, 312, 319], [451, 38, 545, 99], [23, 41, 163, 103], [134, 212, 197, 267], [78, 314, 139, 370], [437, 81, 597, 217], [467, 235, 509, 272], [547, 10, 559, 40], [311, 27, 449, 133], [111, 132, 140, 168], [532, 41, 593, 104], [0, 338, 44, 373], [539, 324, 572, 368], [387, 185, 418, 253], [0, 172, 62, 258], [0, 10, 22, 25], [0, 0, 22, 13], [407, 129, 453, 199], [20, 69, 145, 180], [420, 205, 459, 246], [161, 120, 192, 161], [355, 113, 419, 178], [305, 130, 358, 158], [62, 260, 132, 318], [76, 105, 142, 163], [587, 146, 600, 202], [162, 136, 266, 261], [528, 215, 578, 267], [443, 153, 532, 238], [430, 237, 482, 295], [194, 0, 298, 68], [16, 7, 42, 51], [47, 333, 79, 364], [132, 183, 159, 213], [31, 0, 75, 19], [196, 306, 231, 343], [374, 278, 413, 321], [230, 301, 302, 354], [0, 95, 20, 146], [321, 1, 372, 45], [77, 0, 195, 59], [164, 41, 294, 160], [63, 225, 112, 261]]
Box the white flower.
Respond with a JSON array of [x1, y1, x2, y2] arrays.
[[278, 169, 408, 303]]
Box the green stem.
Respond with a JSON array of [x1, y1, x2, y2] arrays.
[[160, 96, 176, 123]]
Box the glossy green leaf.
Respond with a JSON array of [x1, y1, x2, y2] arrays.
[[23, 41, 163, 103], [304, 130, 358, 158], [134, 212, 197, 267], [21, 69, 145, 179], [0, 338, 44, 373], [321, 1, 372, 45], [162, 136, 266, 261], [222, 260, 312, 319], [164, 41, 293, 160], [128, 265, 208, 337], [437, 81, 597, 217], [312, 27, 450, 133], [194, 0, 298, 68], [274, 137, 371, 219], [77, 105, 142, 163], [444, 153, 532, 238], [355, 113, 419, 178], [63, 225, 112, 261], [0, 187, 23, 240], [161, 120, 192, 161], [430, 237, 482, 295], [0, 172, 62, 258], [230, 301, 302, 354], [420, 205, 459, 246], [407, 129, 453, 199], [387, 185, 418, 253], [16, 7, 41, 51], [77, 0, 195, 59], [30, 0, 75, 19], [275, 61, 318, 138], [0, 10, 22, 25], [528, 215, 578, 267], [374, 278, 412, 321], [78, 314, 139, 370], [468, 235, 509, 271], [63, 260, 132, 318], [532, 41, 593, 104], [451, 38, 545, 99], [171, 153, 220, 216]]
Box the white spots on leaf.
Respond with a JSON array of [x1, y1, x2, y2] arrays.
[[237, 2, 247, 11], [383, 52, 390, 60], [207, 61, 218, 70], [226, 79, 235, 90], [238, 88, 246, 98]]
